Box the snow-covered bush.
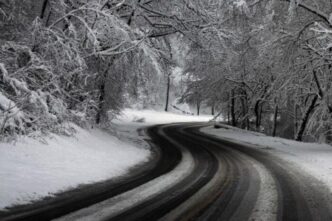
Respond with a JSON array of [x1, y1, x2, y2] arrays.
[[0, 9, 95, 138], [0, 0, 170, 139], [0, 40, 71, 137], [1, 0, 215, 139]]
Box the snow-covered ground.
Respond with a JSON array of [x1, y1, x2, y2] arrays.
[[112, 108, 213, 147], [0, 125, 150, 210], [56, 109, 213, 221], [117, 108, 213, 125], [4, 109, 332, 214], [202, 124, 332, 192], [0, 109, 212, 211]]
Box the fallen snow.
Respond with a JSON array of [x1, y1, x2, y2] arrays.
[[116, 108, 213, 125], [202, 124, 332, 193], [0, 108, 212, 211], [249, 160, 278, 221], [51, 110, 212, 220], [0, 125, 150, 210], [111, 108, 213, 149]]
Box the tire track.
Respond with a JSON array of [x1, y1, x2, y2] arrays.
[[4, 123, 332, 221], [0, 126, 182, 221], [107, 125, 219, 221], [198, 125, 332, 221]]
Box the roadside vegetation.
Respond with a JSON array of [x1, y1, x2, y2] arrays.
[[1, 0, 332, 143]]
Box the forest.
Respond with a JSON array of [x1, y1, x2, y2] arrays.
[[1, 0, 332, 143]]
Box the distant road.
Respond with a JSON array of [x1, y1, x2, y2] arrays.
[[2, 123, 332, 221]]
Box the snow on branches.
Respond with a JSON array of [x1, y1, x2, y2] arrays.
[[0, 0, 176, 138]]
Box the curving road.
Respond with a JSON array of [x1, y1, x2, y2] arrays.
[[2, 123, 332, 221], [106, 123, 332, 221]]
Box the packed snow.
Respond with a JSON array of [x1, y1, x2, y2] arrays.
[[202, 124, 332, 192], [55, 108, 214, 220], [0, 125, 150, 210], [56, 134, 195, 221]]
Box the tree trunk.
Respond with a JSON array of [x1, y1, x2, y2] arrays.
[[259, 104, 263, 129], [254, 100, 261, 131], [227, 99, 230, 124], [211, 102, 215, 115], [96, 81, 105, 124], [164, 37, 173, 112], [240, 97, 248, 129], [197, 100, 200, 116], [231, 89, 236, 126], [40, 0, 48, 18], [272, 104, 278, 137], [294, 104, 298, 137], [127, 0, 141, 25], [295, 95, 318, 141], [239, 88, 249, 129], [165, 73, 170, 112], [96, 59, 113, 124]]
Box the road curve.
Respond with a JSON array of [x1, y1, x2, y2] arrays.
[[107, 123, 332, 221], [0, 127, 182, 221], [2, 123, 332, 221]]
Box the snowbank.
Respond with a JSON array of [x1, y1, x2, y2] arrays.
[[202, 124, 332, 192], [117, 108, 213, 125], [0, 109, 211, 210], [0, 125, 150, 210]]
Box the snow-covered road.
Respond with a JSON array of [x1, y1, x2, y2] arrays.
[[3, 111, 332, 220], [7, 122, 330, 221], [201, 123, 332, 195]]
